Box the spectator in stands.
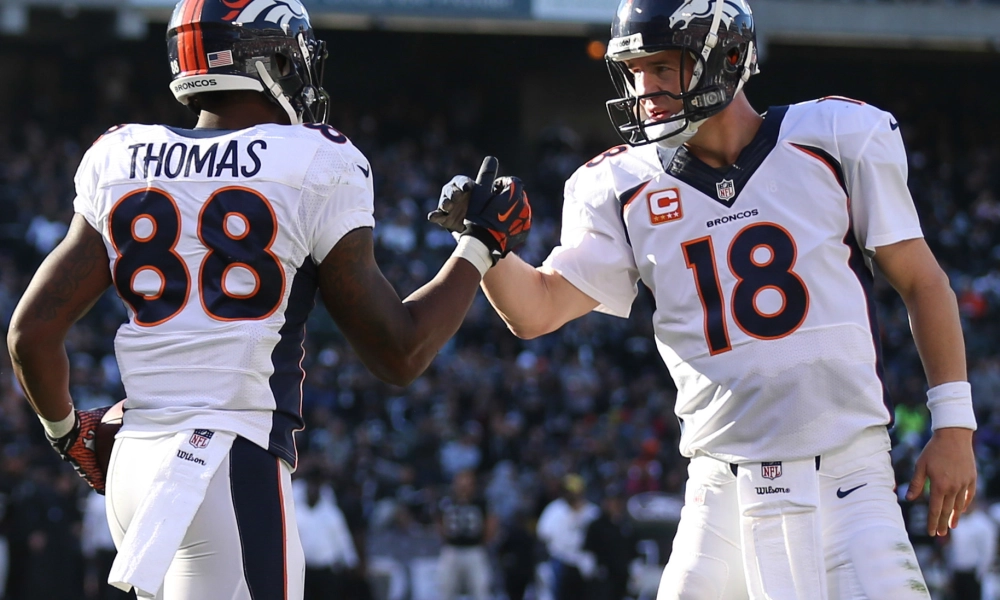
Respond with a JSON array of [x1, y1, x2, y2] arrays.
[[625, 438, 663, 497], [537, 474, 600, 600], [583, 485, 638, 600], [294, 472, 359, 600], [485, 460, 522, 524], [4, 470, 83, 600], [944, 496, 996, 600], [496, 508, 537, 600], [440, 421, 484, 481]]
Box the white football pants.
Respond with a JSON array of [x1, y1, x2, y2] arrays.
[[657, 427, 929, 600], [106, 434, 305, 600]]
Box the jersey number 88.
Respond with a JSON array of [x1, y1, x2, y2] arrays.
[[108, 187, 285, 326]]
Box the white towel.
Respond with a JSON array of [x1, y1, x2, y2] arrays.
[[736, 458, 827, 600], [109, 429, 236, 597]]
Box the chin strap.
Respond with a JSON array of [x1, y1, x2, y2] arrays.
[[254, 60, 300, 125], [655, 120, 702, 149], [733, 40, 758, 99]]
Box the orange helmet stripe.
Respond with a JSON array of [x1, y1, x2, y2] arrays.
[[175, 0, 208, 74], [191, 0, 207, 74], [180, 0, 197, 72]]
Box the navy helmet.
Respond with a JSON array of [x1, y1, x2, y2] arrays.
[[166, 0, 328, 124], [605, 0, 759, 147]]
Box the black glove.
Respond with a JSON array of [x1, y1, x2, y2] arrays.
[[463, 175, 532, 262], [429, 156, 532, 262], [45, 406, 111, 494], [428, 174, 476, 233]]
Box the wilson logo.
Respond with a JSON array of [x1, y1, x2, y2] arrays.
[[176, 450, 206, 466], [648, 188, 683, 225]]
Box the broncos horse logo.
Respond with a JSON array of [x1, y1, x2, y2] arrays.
[[221, 0, 306, 26], [668, 0, 745, 29]]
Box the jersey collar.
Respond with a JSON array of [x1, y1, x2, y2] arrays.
[[657, 105, 789, 208], [164, 126, 240, 138]]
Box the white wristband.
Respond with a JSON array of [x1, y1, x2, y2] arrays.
[[926, 381, 977, 431], [452, 235, 492, 278], [39, 411, 76, 439]]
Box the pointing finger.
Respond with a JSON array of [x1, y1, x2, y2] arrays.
[[476, 156, 499, 187]]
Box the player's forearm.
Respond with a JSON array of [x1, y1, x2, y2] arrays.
[[393, 257, 482, 381], [901, 273, 967, 387], [320, 229, 482, 387], [7, 331, 73, 421], [481, 254, 563, 339]]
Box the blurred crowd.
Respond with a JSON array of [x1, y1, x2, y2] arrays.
[[2, 45, 1000, 600]]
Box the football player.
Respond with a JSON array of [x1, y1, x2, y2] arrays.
[[430, 0, 975, 597], [5, 0, 530, 598], [436, 470, 497, 600]]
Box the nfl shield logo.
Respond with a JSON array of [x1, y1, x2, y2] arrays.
[[761, 461, 782, 480], [189, 429, 215, 449], [716, 179, 736, 201]]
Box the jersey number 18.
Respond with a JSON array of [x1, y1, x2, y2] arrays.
[[682, 222, 810, 355]]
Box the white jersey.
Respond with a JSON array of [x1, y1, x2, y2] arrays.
[[545, 99, 922, 463], [73, 123, 375, 467]]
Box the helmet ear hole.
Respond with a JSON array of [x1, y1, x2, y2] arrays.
[[275, 53, 292, 77], [725, 48, 742, 71]]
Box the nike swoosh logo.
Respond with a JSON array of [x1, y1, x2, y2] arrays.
[[497, 203, 517, 222], [890, 121, 899, 131], [356, 164, 370, 178], [836, 483, 867, 498]]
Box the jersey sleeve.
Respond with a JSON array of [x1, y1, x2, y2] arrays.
[[300, 144, 376, 264], [542, 167, 640, 318], [842, 109, 923, 254], [72, 142, 103, 230]]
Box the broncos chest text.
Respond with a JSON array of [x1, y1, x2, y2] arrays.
[[621, 153, 853, 358], [127, 139, 268, 180]]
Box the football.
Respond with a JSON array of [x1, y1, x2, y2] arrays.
[[96, 399, 125, 479]]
